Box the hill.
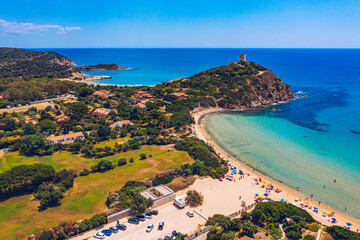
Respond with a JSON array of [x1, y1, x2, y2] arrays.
[[165, 60, 293, 109], [0, 48, 78, 78]]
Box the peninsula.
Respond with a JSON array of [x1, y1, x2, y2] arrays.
[[76, 63, 129, 71]]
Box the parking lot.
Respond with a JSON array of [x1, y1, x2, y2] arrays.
[[74, 201, 206, 240], [73, 176, 268, 240]]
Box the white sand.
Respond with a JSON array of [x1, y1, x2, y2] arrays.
[[191, 107, 360, 231]]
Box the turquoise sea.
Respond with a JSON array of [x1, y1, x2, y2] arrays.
[[37, 48, 360, 218]]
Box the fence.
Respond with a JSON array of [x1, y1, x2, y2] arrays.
[[184, 202, 260, 240]]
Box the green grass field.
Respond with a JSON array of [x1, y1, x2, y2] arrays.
[[0, 144, 193, 239]]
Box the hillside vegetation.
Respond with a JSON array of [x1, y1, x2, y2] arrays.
[[0, 48, 77, 78], [164, 60, 293, 109]]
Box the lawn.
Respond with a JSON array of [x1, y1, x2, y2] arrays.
[[0, 145, 193, 239]]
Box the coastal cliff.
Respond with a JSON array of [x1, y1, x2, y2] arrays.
[[166, 60, 293, 110]]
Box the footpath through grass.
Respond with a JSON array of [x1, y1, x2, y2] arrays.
[[0, 145, 193, 240]]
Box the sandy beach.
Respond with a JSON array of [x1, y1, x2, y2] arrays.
[[191, 107, 360, 231]]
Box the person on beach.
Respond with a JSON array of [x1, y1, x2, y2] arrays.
[[311, 194, 313, 198], [319, 201, 321, 205], [323, 185, 325, 188], [334, 179, 336, 183], [345, 206, 347, 211]]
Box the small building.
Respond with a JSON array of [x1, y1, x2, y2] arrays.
[[171, 92, 188, 99], [92, 108, 117, 118], [47, 131, 85, 144], [134, 91, 154, 99], [55, 114, 69, 124], [140, 185, 175, 208], [92, 90, 111, 98], [109, 120, 134, 129]]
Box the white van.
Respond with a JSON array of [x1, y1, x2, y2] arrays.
[[174, 197, 186, 209]]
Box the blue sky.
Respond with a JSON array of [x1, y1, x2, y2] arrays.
[[0, 0, 359, 48]]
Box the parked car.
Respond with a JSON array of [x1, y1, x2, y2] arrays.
[[158, 221, 165, 230], [172, 230, 181, 236], [151, 210, 159, 215], [117, 223, 127, 231], [93, 232, 105, 239], [186, 211, 194, 217], [128, 218, 140, 225], [164, 234, 175, 239], [101, 229, 112, 236], [136, 214, 146, 221], [146, 223, 154, 232], [144, 212, 153, 219], [109, 226, 118, 233]]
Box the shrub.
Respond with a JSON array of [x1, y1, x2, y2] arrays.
[[79, 169, 90, 176], [152, 174, 174, 186], [304, 235, 316, 240], [185, 189, 204, 207], [130, 193, 154, 215], [118, 158, 127, 166], [326, 226, 360, 240], [306, 222, 320, 232], [140, 153, 147, 160], [129, 157, 134, 163], [91, 160, 115, 172]]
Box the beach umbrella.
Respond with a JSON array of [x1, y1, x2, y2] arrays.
[[346, 222, 352, 226], [280, 199, 284, 202], [332, 218, 336, 222], [230, 175, 233, 178], [255, 194, 259, 196], [314, 207, 318, 210], [227, 175, 230, 178]]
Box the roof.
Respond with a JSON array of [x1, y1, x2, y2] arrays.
[[238, 236, 261, 240], [120, 120, 132, 125], [92, 108, 117, 116], [47, 131, 83, 142]]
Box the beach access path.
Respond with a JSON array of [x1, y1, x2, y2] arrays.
[[191, 107, 360, 231]]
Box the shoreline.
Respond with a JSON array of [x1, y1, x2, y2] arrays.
[[57, 76, 153, 87], [191, 107, 360, 231]]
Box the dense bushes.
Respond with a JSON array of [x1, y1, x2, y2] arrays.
[[90, 160, 115, 173], [326, 226, 360, 240], [185, 190, 204, 207], [0, 163, 55, 199], [105, 181, 147, 210], [78, 214, 107, 233], [130, 193, 154, 215], [34, 183, 65, 210], [251, 201, 315, 225], [175, 139, 226, 178], [117, 158, 127, 166]]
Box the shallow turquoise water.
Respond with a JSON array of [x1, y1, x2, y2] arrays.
[[204, 111, 360, 218]]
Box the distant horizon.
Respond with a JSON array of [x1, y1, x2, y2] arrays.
[[13, 47, 360, 50]]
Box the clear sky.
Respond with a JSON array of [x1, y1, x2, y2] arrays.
[[0, 0, 359, 48]]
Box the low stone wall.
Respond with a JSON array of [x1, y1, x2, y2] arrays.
[[107, 208, 132, 223], [153, 192, 176, 207]]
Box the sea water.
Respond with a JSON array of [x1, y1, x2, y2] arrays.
[[36, 48, 360, 218]]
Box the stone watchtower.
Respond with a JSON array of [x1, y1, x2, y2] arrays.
[[239, 53, 246, 62]]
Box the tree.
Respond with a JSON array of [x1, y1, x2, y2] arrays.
[[118, 158, 127, 166], [68, 101, 89, 119], [20, 134, 46, 156], [23, 122, 37, 135], [130, 193, 153, 215], [241, 221, 258, 238], [304, 235, 316, 240], [140, 153, 147, 160], [39, 119, 57, 133], [185, 190, 204, 207], [91, 160, 115, 172], [34, 183, 64, 210], [97, 124, 110, 139]]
